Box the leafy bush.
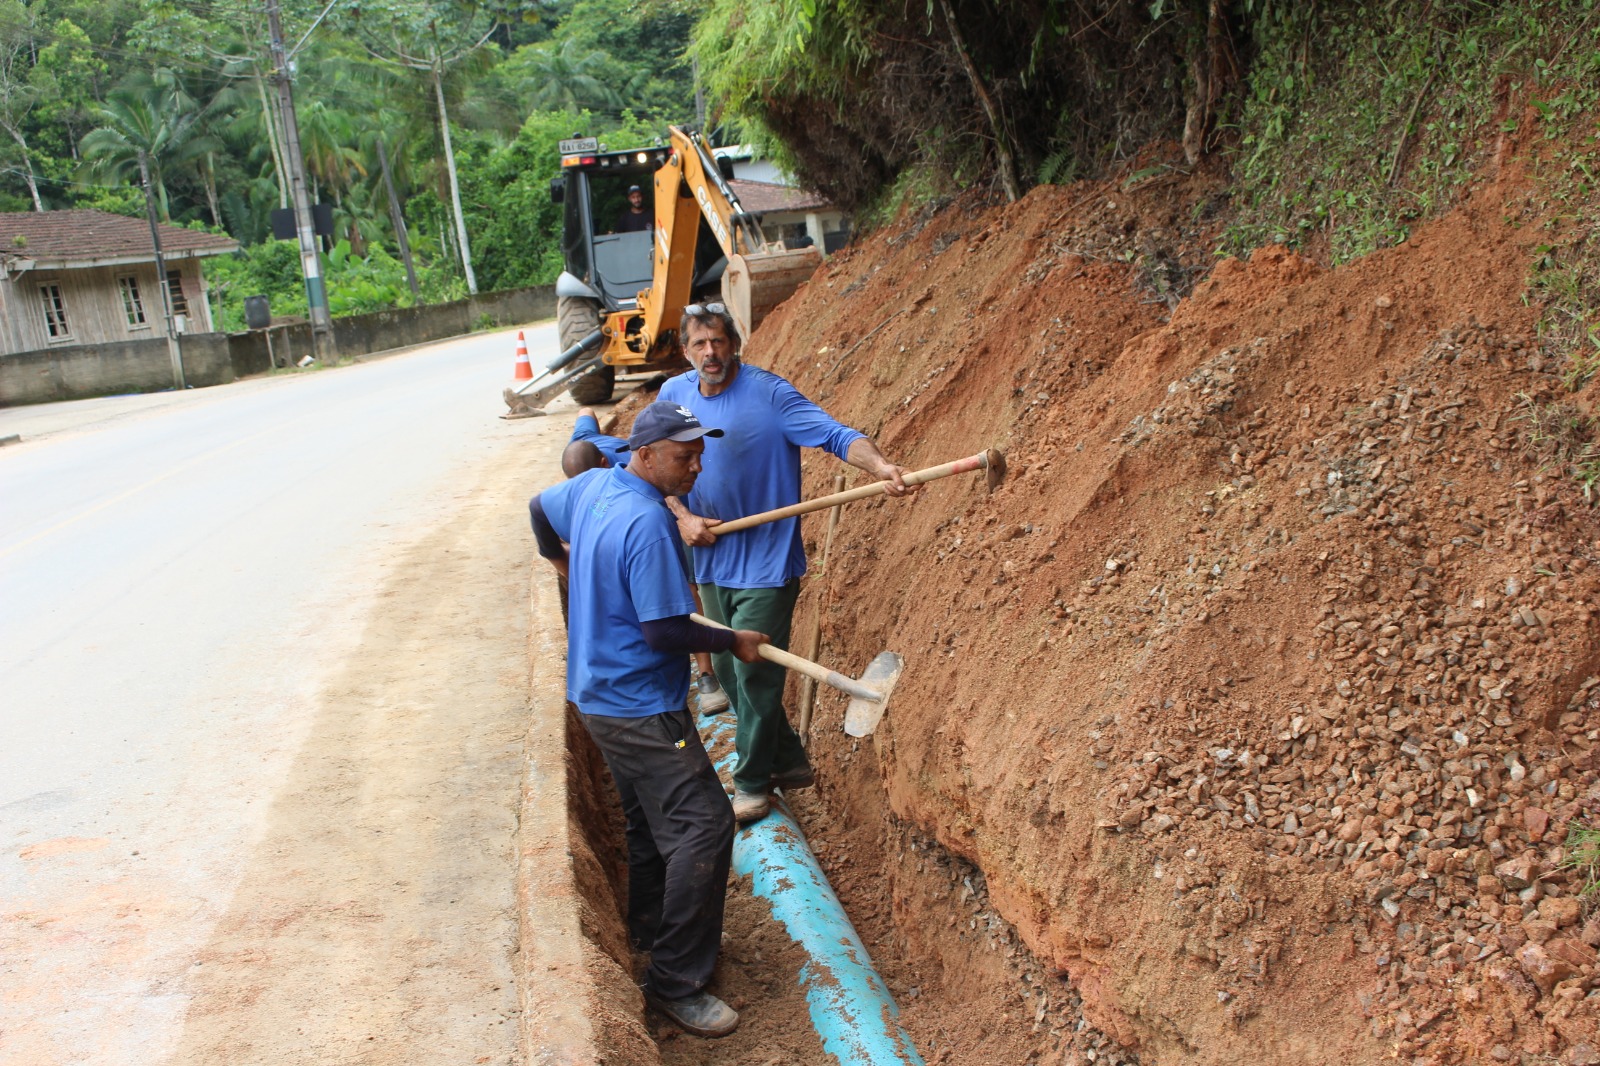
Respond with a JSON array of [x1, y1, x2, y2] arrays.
[[206, 238, 442, 331]]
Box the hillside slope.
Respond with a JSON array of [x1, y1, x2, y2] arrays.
[[745, 123, 1600, 1065]]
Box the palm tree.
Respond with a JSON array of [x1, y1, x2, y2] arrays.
[[79, 71, 225, 221], [351, 2, 513, 295], [516, 39, 621, 115], [296, 99, 366, 205]]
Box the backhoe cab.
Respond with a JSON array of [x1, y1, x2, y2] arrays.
[[505, 127, 820, 413]]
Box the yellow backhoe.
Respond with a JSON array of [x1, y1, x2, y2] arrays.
[[504, 126, 822, 415]]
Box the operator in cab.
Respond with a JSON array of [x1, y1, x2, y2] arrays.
[[615, 184, 652, 232]]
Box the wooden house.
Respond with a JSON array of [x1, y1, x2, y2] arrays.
[[0, 210, 239, 357]]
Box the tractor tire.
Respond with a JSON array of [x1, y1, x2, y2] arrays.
[[557, 295, 614, 404]]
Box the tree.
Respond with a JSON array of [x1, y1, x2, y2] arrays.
[[512, 38, 621, 114], [26, 17, 107, 165], [0, 0, 43, 209], [296, 99, 366, 204], [79, 71, 226, 221], [345, 1, 514, 295]]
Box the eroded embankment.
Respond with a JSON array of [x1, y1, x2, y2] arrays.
[[750, 139, 1600, 1065]]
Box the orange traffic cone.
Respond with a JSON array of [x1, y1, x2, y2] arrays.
[[513, 331, 533, 380]]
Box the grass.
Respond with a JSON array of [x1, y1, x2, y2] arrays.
[[1224, 1, 1600, 267], [1510, 392, 1600, 500], [1560, 821, 1600, 899], [1221, 1, 1600, 495]]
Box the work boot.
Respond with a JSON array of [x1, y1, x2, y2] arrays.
[[646, 989, 740, 1038], [695, 672, 730, 715], [731, 789, 770, 825], [770, 762, 816, 791]]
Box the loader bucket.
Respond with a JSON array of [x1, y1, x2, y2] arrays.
[[721, 246, 824, 342]]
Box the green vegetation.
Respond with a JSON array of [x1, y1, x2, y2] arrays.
[[1216, 1, 1600, 500], [6, 0, 1600, 373], [1560, 820, 1600, 900], [1510, 393, 1600, 502], [0, 0, 698, 327], [1224, 1, 1600, 263], [690, 0, 1192, 214]]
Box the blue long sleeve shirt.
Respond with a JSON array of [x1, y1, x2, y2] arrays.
[[570, 412, 630, 467], [658, 364, 863, 588], [534, 466, 697, 716]]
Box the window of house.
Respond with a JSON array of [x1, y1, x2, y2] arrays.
[[119, 275, 148, 327], [39, 283, 70, 339], [165, 270, 190, 317]]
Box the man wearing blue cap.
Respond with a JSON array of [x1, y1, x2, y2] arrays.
[[659, 304, 916, 826], [529, 400, 768, 1038], [559, 406, 731, 715]]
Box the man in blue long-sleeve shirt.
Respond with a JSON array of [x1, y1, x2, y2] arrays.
[[529, 401, 768, 1038], [559, 407, 732, 714], [659, 304, 915, 825], [562, 406, 631, 475]]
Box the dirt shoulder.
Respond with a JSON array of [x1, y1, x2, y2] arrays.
[[164, 413, 584, 1066]]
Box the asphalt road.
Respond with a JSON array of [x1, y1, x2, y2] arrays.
[[0, 326, 568, 1065]]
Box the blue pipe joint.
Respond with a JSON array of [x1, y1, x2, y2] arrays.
[[702, 717, 924, 1065]]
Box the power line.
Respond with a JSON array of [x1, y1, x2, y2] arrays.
[[0, 165, 130, 192]]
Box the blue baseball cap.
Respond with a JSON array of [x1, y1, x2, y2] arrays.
[[628, 401, 724, 449]]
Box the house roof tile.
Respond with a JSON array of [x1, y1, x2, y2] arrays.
[[0, 209, 239, 268], [728, 179, 832, 215]]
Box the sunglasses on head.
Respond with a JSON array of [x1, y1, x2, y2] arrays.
[[683, 302, 728, 317]]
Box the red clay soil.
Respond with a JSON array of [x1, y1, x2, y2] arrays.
[[589, 126, 1600, 1064], [731, 129, 1600, 1066]]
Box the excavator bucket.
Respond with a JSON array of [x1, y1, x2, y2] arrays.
[[722, 246, 824, 342]]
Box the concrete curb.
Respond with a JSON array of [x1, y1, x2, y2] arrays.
[[517, 564, 603, 1065]]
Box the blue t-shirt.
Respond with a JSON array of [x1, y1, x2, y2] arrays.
[[571, 413, 630, 467], [659, 364, 863, 588], [538, 466, 697, 717]]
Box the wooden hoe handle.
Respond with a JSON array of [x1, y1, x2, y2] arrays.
[[706, 449, 1002, 535], [690, 613, 882, 702]]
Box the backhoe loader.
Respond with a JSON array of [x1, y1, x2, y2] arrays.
[[504, 126, 821, 414]]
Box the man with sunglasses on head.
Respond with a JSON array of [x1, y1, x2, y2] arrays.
[[529, 401, 769, 1038], [658, 303, 916, 826]]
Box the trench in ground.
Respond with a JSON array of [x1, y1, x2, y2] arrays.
[[563, 700, 1139, 1066]]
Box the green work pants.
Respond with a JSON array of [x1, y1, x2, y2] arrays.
[[697, 579, 809, 793]]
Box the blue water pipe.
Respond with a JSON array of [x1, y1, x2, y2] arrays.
[[701, 715, 925, 1066]]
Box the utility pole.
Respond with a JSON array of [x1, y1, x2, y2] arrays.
[[265, 0, 335, 359], [138, 148, 185, 391]]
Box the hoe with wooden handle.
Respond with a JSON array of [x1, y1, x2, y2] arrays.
[[705, 447, 1006, 535], [691, 613, 904, 737]]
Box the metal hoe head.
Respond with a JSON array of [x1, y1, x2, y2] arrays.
[[843, 651, 905, 737], [983, 447, 1007, 492]]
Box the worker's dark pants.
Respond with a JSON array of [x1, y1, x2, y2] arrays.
[[579, 708, 734, 1000], [697, 579, 810, 793]]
